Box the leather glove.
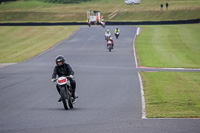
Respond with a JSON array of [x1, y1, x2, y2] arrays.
[[51, 78, 56, 82], [69, 75, 73, 79]]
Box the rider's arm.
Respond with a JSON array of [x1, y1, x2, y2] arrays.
[[66, 64, 74, 76], [52, 66, 57, 79]]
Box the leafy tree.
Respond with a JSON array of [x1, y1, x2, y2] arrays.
[[0, 0, 17, 4]]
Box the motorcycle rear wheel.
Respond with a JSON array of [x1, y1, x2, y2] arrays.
[[109, 47, 111, 52]]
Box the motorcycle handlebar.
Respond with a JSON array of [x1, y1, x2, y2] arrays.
[[53, 76, 73, 82]]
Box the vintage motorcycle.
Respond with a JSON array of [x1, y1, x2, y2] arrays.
[[107, 40, 113, 52], [56, 76, 74, 110]]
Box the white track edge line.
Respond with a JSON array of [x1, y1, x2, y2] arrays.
[[138, 72, 147, 119], [133, 28, 138, 68], [134, 27, 146, 119]]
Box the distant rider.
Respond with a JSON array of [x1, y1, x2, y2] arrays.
[[115, 28, 120, 34], [51, 55, 77, 103], [105, 29, 111, 40], [105, 29, 111, 36], [86, 19, 90, 23], [86, 19, 91, 26]]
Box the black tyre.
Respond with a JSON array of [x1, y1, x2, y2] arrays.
[[68, 92, 73, 109], [60, 87, 69, 110], [115, 34, 119, 39]]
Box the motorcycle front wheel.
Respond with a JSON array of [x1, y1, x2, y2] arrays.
[[60, 87, 69, 110], [68, 91, 73, 109], [115, 34, 119, 39]]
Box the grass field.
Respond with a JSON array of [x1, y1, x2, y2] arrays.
[[135, 24, 200, 68], [140, 71, 200, 118], [137, 24, 200, 118], [0, 0, 199, 22], [0, 26, 79, 63]]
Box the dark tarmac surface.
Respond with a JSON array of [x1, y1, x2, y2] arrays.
[[0, 26, 199, 133]]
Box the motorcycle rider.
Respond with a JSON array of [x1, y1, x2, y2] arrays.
[[105, 29, 111, 36], [107, 37, 114, 49], [100, 19, 105, 28], [86, 19, 91, 27], [115, 28, 120, 34], [105, 29, 111, 40], [51, 55, 77, 103], [86, 18, 90, 23]]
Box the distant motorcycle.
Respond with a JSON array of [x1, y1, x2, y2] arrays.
[[107, 40, 113, 52], [115, 32, 120, 39], [55, 76, 74, 110], [101, 21, 105, 28]]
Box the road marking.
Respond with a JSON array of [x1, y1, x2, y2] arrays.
[[133, 27, 146, 118], [133, 28, 138, 68], [0, 63, 16, 69], [138, 72, 147, 119]]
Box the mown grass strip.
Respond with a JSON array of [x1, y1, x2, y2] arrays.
[[140, 71, 200, 118], [0, 0, 199, 22], [135, 24, 200, 68], [0, 26, 79, 63]]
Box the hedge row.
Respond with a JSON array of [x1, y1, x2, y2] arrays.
[[0, 0, 92, 4], [43, 0, 91, 3]]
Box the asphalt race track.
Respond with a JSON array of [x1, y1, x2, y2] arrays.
[[0, 26, 200, 133]]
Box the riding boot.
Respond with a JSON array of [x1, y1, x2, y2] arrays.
[[58, 97, 62, 102]]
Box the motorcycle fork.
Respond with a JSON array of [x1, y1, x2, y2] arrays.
[[58, 85, 69, 98]]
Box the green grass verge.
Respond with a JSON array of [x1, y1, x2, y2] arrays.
[[135, 24, 200, 68], [0, 26, 79, 63], [0, 0, 199, 22], [140, 71, 200, 118]]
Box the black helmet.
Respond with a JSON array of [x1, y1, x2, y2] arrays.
[[55, 55, 65, 66]]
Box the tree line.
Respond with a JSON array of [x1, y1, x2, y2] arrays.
[[0, 0, 93, 4], [0, 0, 16, 4]]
